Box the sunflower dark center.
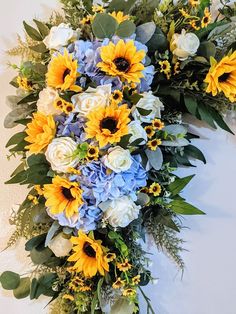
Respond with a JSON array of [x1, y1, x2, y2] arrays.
[[203, 16, 209, 23], [83, 242, 96, 258], [114, 57, 130, 72], [113, 93, 120, 100], [100, 117, 118, 134], [62, 187, 74, 201], [218, 72, 230, 82], [63, 68, 71, 80], [151, 140, 158, 146], [89, 148, 96, 155]]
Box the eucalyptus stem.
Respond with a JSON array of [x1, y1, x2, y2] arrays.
[[138, 286, 156, 314]]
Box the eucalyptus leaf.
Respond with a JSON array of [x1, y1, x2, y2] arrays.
[[116, 20, 136, 38], [163, 124, 187, 136], [162, 138, 189, 147], [13, 277, 30, 299], [198, 41, 216, 59], [30, 247, 53, 265], [4, 105, 33, 128], [0, 271, 20, 290], [136, 22, 156, 44], [92, 13, 118, 39], [108, 0, 136, 13], [45, 221, 60, 247], [145, 147, 163, 170]]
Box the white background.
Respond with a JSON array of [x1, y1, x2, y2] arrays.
[[0, 1, 236, 314]]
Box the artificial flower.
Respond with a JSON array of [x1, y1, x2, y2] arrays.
[[117, 259, 132, 272], [145, 126, 155, 139], [36, 87, 61, 115], [97, 39, 145, 83], [109, 11, 129, 23], [128, 120, 148, 145], [106, 253, 116, 262], [48, 232, 73, 257], [102, 146, 132, 173], [16, 76, 33, 91], [149, 182, 162, 196], [110, 90, 123, 104], [43, 23, 77, 50], [123, 288, 136, 297], [132, 275, 141, 285], [99, 196, 141, 228], [87, 146, 99, 161], [201, 8, 211, 28], [44, 176, 84, 218], [45, 137, 79, 173], [147, 139, 162, 151], [25, 112, 56, 154], [152, 119, 165, 130], [85, 103, 130, 147], [68, 231, 109, 277], [112, 277, 126, 289], [46, 50, 81, 92], [204, 51, 236, 102]]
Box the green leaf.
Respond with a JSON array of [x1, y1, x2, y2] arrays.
[[208, 107, 234, 134], [23, 21, 42, 41], [13, 277, 30, 299], [30, 247, 53, 265], [97, 278, 104, 304], [45, 222, 60, 247], [170, 200, 205, 215], [17, 93, 39, 104], [5, 170, 27, 184], [0, 271, 20, 290], [169, 175, 195, 196], [136, 107, 152, 116], [197, 103, 216, 129], [145, 147, 163, 170], [30, 43, 48, 53], [33, 19, 49, 37], [198, 41, 216, 59], [92, 13, 118, 39], [184, 145, 206, 164], [6, 132, 26, 148], [136, 22, 156, 44], [108, 0, 136, 13], [27, 154, 49, 167], [30, 274, 57, 300], [25, 233, 47, 251], [161, 216, 180, 232], [116, 20, 136, 38], [184, 95, 198, 115]]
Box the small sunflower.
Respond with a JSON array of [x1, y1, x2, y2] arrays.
[[109, 11, 129, 24], [43, 176, 84, 218], [152, 119, 165, 130], [149, 182, 162, 196], [140, 187, 149, 194], [174, 62, 180, 75], [92, 5, 105, 13], [17, 76, 33, 91], [189, 0, 199, 6], [123, 288, 136, 297], [201, 8, 211, 28], [25, 112, 56, 154], [204, 51, 236, 102], [144, 126, 155, 139], [68, 231, 109, 278], [189, 19, 200, 31], [46, 50, 81, 92], [147, 139, 162, 151], [85, 103, 131, 148], [112, 277, 126, 289], [159, 60, 171, 79], [63, 294, 75, 301], [132, 275, 141, 285], [106, 252, 116, 262], [63, 102, 75, 115], [179, 8, 191, 18], [117, 259, 132, 272], [97, 40, 145, 83], [79, 286, 92, 292], [111, 90, 123, 104], [67, 167, 81, 175], [87, 146, 99, 161], [80, 15, 94, 25], [34, 185, 44, 196]]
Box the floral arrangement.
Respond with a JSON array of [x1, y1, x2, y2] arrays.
[[1, 0, 235, 313]]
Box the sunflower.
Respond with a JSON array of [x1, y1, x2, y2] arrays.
[[117, 259, 132, 272], [86, 146, 99, 161], [46, 50, 81, 92], [204, 51, 236, 102], [85, 103, 131, 148], [106, 252, 116, 262], [149, 182, 162, 196], [43, 176, 84, 218], [68, 231, 109, 278], [112, 277, 125, 289], [189, 0, 199, 6], [132, 275, 141, 285], [147, 139, 162, 151], [97, 40, 145, 83], [25, 112, 56, 154], [201, 8, 211, 28], [110, 90, 123, 104], [152, 119, 165, 130], [109, 11, 130, 24], [189, 19, 200, 31], [17, 76, 33, 91], [123, 288, 136, 297], [144, 126, 155, 139]]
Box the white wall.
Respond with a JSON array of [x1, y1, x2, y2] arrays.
[[0, 1, 236, 314]]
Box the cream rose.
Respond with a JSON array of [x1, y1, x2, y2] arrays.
[[132, 91, 164, 123], [171, 29, 200, 61], [48, 233, 72, 257], [45, 137, 78, 173], [103, 146, 132, 173], [43, 23, 76, 50], [128, 121, 147, 145], [36, 87, 61, 115], [99, 196, 141, 228], [72, 84, 111, 116]]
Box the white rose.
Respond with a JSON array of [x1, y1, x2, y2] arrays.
[[171, 29, 200, 61], [99, 196, 141, 228], [128, 121, 147, 145], [72, 84, 111, 116], [36, 87, 61, 115], [102, 146, 132, 173], [43, 23, 76, 50], [132, 91, 164, 123], [48, 233, 72, 257], [45, 137, 78, 173]]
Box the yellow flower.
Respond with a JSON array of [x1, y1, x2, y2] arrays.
[[144, 126, 155, 139], [189, 19, 200, 30], [189, 0, 199, 6], [201, 8, 211, 28], [97, 40, 145, 84], [80, 15, 94, 25], [92, 5, 105, 13], [85, 103, 130, 148], [17, 76, 33, 91], [109, 11, 129, 24], [63, 102, 75, 115], [149, 182, 162, 196], [152, 119, 165, 130], [112, 277, 126, 289], [63, 294, 74, 301], [46, 50, 81, 92], [106, 252, 116, 262], [87, 146, 99, 161], [174, 62, 180, 75], [132, 275, 141, 285], [111, 90, 123, 104], [123, 288, 136, 297], [159, 60, 171, 74], [25, 112, 56, 154], [43, 176, 84, 218], [140, 187, 149, 194], [179, 8, 191, 18], [147, 139, 162, 151], [67, 167, 81, 175], [68, 231, 109, 278], [204, 51, 236, 102], [28, 195, 39, 205], [117, 259, 132, 272], [79, 286, 92, 292]]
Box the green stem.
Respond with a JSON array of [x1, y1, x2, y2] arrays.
[[138, 286, 156, 314]]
